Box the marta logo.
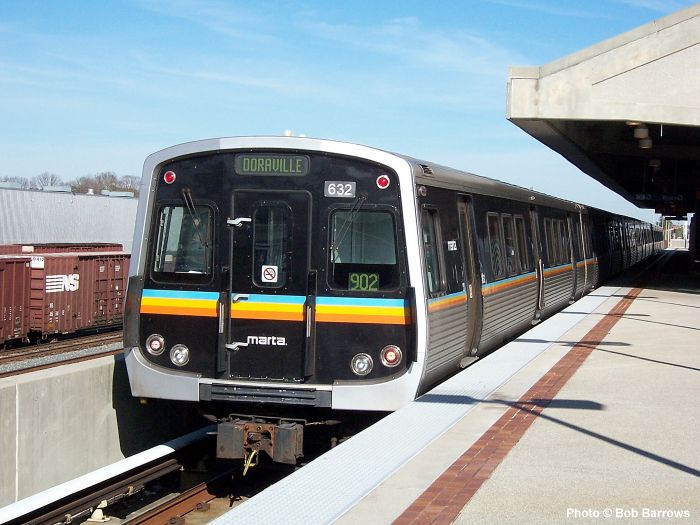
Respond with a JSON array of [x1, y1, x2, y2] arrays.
[[46, 274, 80, 293], [246, 335, 287, 346]]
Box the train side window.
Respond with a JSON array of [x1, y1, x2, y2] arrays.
[[501, 214, 519, 276], [514, 216, 530, 271], [421, 209, 445, 295], [329, 209, 398, 291], [153, 205, 213, 275], [561, 219, 570, 263], [544, 218, 555, 266], [572, 220, 582, 260], [553, 219, 565, 264], [253, 204, 290, 288], [487, 213, 505, 279]]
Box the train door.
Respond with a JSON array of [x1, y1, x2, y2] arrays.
[[566, 215, 578, 302], [457, 196, 482, 359], [225, 189, 312, 382], [529, 207, 545, 321]]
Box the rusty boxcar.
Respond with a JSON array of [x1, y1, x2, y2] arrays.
[[0, 243, 124, 255], [0, 247, 129, 347]]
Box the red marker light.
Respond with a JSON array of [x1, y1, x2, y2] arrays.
[[380, 345, 402, 367], [376, 174, 390, 189], [163, 171, 176, 184]]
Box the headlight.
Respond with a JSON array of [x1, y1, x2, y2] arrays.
[[170, 344, 190, 366], [146, 334, 165, 356], [350, 353, 373, 376]]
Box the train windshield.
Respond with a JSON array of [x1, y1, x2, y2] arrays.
[[153, 205, 213, 275], [329, 209, 398, 291]]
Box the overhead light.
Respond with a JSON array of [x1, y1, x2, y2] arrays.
[[626, 121, 642, 126], [639, 138, 653, 149], [633, 126, 649, 139]]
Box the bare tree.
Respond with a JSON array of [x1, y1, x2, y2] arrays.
[[31, 172, 64, 188], [69, 171, 140, 196], [118, 175, 141, 192], [0, 176, 30, 188], [94, 171, 119, 191]]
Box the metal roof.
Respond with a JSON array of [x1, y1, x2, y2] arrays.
[[0, 188, 137, 252]]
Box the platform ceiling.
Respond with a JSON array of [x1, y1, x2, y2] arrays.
[[507, 4, 700, 218]]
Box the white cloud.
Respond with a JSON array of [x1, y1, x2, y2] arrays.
[[133, 0, 276, 43], [302, 16, 525, 77], [483, 0, 614, 19], [615, 0, 690, 12]]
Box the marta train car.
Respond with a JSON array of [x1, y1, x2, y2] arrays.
[[123, 137, 659, 464]]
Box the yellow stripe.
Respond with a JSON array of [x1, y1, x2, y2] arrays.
[[231, 303, 304, 314], [141, 298, 216, 310], [428, 296, 467, 312], [315, 305, 407, 317]]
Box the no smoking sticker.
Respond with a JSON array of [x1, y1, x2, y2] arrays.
[[262, 265, 278, 283]]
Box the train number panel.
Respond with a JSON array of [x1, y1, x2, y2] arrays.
[[227, 190, 311, 382]]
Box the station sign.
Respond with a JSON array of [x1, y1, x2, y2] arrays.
[[635, 193, 685, 202]]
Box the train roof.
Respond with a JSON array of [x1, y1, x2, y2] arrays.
[[143, 136, 649, 221]]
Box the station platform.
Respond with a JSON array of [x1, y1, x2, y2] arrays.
[[212, 249, 699, 525]]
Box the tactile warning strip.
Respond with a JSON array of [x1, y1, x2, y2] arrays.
[[393, 286, 643, 525]]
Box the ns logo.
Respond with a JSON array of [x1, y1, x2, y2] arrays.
[[46, 274, 80, 293]]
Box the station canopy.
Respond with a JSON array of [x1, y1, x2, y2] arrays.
[[507, 4, 700, 219]]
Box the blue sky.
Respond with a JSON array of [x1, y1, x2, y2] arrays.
[[1, 0, 696, 220]]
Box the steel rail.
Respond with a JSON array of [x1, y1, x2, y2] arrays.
[[17, 459, 182, 525]]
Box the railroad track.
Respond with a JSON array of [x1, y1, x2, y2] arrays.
[[4, 427, 294, 525], [0, 330, 123, 377]]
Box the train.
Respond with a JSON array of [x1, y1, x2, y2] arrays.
[[0, 244, 129, 348], [123, 137, 662, 464]]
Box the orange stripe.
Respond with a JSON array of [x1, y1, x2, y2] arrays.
[[232, 311, 304, 321], [483, 275, 537, 296], [544, 265, 572, 277], [316, 313, 410, 324], [140, 304, 217, 317], [429, 297, 467, 312]]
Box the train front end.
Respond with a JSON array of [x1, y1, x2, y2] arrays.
[[124, 138, 427, 435]]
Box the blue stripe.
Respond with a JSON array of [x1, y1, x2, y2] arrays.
[[142, 289, 219, 300], [143, 289, 405, 307], [482, 271, 537, 290], [428, 290, 466, 304], [316, 297, 406, 307], [241, 294, 306, 304]]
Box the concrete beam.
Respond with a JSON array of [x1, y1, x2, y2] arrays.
[[508, 5, 700, 126]]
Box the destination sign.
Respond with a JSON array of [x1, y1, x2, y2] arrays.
[[235, 154, 309, 176]]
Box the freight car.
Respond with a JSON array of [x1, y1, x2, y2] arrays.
[[0, 246, 129, 347], [123, 137, 661, 464], [0, 243, 124, 255]]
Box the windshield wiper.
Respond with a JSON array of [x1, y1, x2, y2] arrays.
[[181, 188, 207, 246], [330, 194, 366, 263]]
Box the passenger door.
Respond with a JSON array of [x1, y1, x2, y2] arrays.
[[226, 190, 312, 382], [457, 196, 482, 359], [530, 207, 545, 320]]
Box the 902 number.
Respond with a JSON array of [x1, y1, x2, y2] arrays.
[[349, 272, 379, 291]]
